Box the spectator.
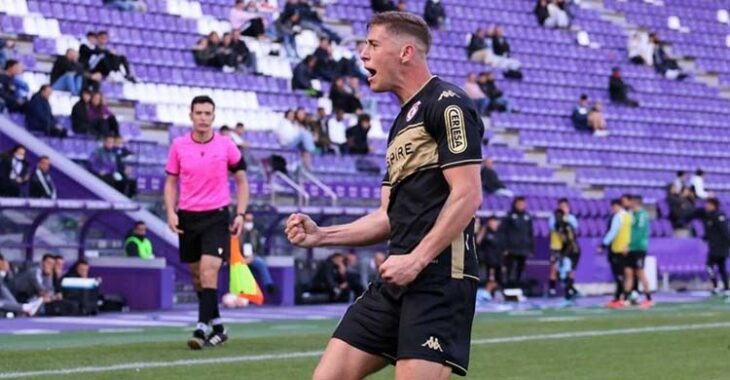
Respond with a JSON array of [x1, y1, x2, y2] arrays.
[[0, 145, 30, 197], [651, 34, 688, 81], [240, 212, 277, 294], [329, 77, 363, 113], [29, 156, 57, 199], [588, 102, 608, 137], [371, 0, 397, 12], [311, 253, 360, 302], [327, 108, 348, 154], [345, 113, 371, 155], [348, 41, 371, 82], [88, 92, 120, 137], [95, 31, 137, 83], [671, 170, 687, 195], [230, 29, 258, 73], [113, 136, 137, 197], [217, 32, 238, 73], [463, 72, 489, 115], [89, 135, 135, 197], [228, 122, 248, 149], [668, 186, 695, 229], [25, 85, 68, 138], [52, 255, 65, 292], [547, 199, 579, 298], [609, 67, 639, 107], [477, 72, 514, 114], [344, 253, 365, 296], [192, 37, 216, 67], [124, 221, 155, 259], [628, 30, 653, 66], [313, 37, 338, 82], [500, 197, 535, 287], [11, 254, 62, 307], [229, 0, 266, 38], [535, 0, 569, 28], [480, 157, 513, 197], [0, 39, 14, 69], [51, 49, 101, 96], [291, 0, 341, 43], [292, 55, 322, 96], [71, 89, 93, 135], [273, 7, 300, 59], [467, 28, 522, 78], [491, 26, 512, 58], [0, 253, 44, 317], [79, 32, 103, 71], [423, 0, 446, 30], [308, 107, 331, 154], [276, 109, 315, 171], [0, 59, 28, 113], [690, 169, 711, 200], [571, 94, 590, 132], [103, 0, 146, 12]]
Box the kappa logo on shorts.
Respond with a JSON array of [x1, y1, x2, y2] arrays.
[[421, 336, 444, 352], [218, 247, 223, 255]]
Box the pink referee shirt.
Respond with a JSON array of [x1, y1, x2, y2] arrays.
[[165, 132, 243, 212]]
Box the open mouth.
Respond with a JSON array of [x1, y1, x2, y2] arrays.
[[365, 67, 377, 82]]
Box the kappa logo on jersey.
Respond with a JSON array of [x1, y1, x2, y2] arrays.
[[421, 336, 444, 352], [438, 90, 460, 101], [406, 101, 421, 122], [444, 105, 467, 154]]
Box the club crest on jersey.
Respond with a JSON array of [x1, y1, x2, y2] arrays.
[[406, 101, 421, 122]]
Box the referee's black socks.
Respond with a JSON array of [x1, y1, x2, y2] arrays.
[[199, 288, 218, 331]]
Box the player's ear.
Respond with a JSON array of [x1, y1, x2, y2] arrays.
[[400, 44, 413, 63], [189, 111, 194, 123]]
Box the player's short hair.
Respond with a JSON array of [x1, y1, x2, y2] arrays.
[[695, 168, 704, 176], [190, 95, 215, 112], [38, 155, 49, 161], [610, 199, 621, 207], [368, 11, 432, 54], [41, 253, 55, 262], [632, 194, 643, 202], [4, 59, 19, 71], [676, 170, 685, 177], [134, 220, 145, 228], [707, 198, 720, 208], [558, 198, 569, 204], [86, 31, 97, 38]]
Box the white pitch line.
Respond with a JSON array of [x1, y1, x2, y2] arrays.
[[2, 322, 729, 379]]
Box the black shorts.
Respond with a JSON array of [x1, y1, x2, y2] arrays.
[[484, 263, 503, 284], [628, 251, 647, 269], [177, 207, 231, 263], [550, 251, 580, 270], [333, 275, 478, 377]]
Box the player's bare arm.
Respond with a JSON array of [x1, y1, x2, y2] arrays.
[[164, 174, 183, 234], [286, 186, 391, 248], [230, 170, 249, 236], [379, 165, 482, 286]]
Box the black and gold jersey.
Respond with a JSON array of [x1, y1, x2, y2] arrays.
[[383, 76, 485, 280]]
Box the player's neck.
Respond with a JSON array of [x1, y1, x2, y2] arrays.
[[394, 68, 434, 105], [192, 129, 214, 143]]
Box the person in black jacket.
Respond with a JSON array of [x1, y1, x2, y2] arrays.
[[609, 67, 639, 107], [423, 0, 446, 30], [477, 216, 505, 298], [311, 253, 359, 302], [71, 89, 92, 135], [79, 32, 102, 70], [696, 198, 730, 295], [668, 186, 695, 229], [0, 145, 30, 197], [371, 0, 397, 12], [500, 196, 534, 287], [50, 49, 101, 96], [25, 85, 67, 138], [29, 156, 56, 199], [491, 26, 511, 57], [480, 157, 513, 197], [0, 59, 27, 113], [292, 55, 322, 96], [230, 29, 257, 73]]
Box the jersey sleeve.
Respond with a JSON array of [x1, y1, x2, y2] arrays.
[[382, 169, 391, 186], [165, 141, 180, 176], [226, 139, 246, 173], [425, 93, 485, 169]]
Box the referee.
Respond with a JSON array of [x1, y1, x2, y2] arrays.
[[164, 95, 249, 349]]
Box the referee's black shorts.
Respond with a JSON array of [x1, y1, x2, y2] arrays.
[[177, 207, 230, 263], [332, 274, 478, 377]]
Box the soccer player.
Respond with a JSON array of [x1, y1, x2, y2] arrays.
[[599, 199, 632, 308], [626, 195, 653, 308], [548, 198, 579, 297], [285, 11, 484, 380], [551, 208, 581, 302], [164, 95, 249, 349]]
